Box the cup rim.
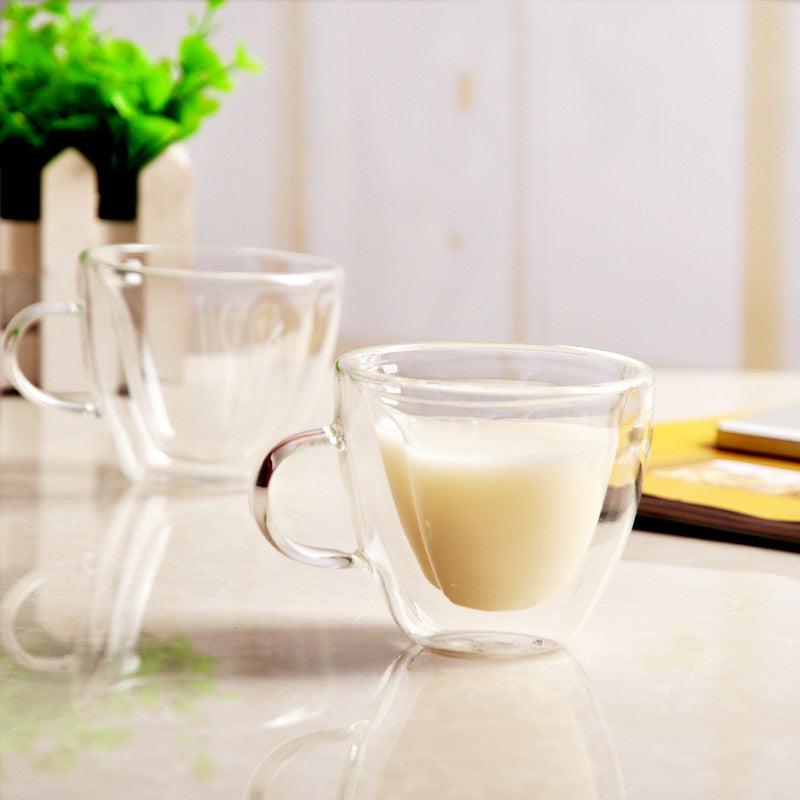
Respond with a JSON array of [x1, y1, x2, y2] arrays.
[[336, 342, 654, 400], [80, 243, 343, 284]]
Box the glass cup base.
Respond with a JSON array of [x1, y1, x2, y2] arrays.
[[416, 631, 563, 659]]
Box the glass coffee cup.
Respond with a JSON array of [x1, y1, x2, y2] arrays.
[[251, 343, 654, 657], [3, 244, 343, 488]]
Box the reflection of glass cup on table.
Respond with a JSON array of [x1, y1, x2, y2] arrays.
[[252, 343, 653, 657], [0, 490, 170, 682], [247, 645, 627, 799], [2, 244, 343, 488]]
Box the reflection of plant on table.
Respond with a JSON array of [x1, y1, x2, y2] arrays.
[[0, 633, 219, 775], [0, 0, 260, 222]]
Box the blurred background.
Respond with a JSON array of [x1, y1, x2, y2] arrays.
[[60, 1, 800, 368]]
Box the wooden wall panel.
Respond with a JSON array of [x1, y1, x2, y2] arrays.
[[58, 0, 799, 369], [301, 1, 519, 348], [520, 0, 748, 367]]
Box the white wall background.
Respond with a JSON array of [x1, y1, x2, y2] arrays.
[[68, 0, 800, 369]]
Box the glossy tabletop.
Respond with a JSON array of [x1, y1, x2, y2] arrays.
[[1, 369, 799, 799]]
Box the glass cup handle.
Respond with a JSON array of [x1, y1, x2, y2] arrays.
[[250, 426, 359, 569], [2, 300, 98, 416], [0, 570, 76, 673]]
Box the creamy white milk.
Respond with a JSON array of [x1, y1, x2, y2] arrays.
[[378, 418, 615, 611]]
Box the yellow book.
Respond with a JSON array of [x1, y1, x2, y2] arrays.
[[637, 417, 800, 549]]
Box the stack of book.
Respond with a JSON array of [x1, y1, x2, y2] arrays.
[[636, 407, 800, 551]]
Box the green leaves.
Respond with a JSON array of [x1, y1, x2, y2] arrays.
[[0, 0, 260, 173]]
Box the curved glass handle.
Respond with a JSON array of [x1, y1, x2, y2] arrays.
[[250, 426, 358, 569], [0, 570, 76, 673], [2, 300, 98, 416]]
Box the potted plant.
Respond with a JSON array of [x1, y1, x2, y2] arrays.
[[0, 0, 260, 223], [0, 0, 259, 382]]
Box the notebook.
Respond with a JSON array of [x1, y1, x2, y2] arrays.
[[635, 413, 800, 551]]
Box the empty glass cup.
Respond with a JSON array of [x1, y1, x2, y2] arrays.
[[3, 245, 343, 488]]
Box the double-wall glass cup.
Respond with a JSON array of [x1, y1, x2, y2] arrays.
[[3, 245, 343, 488], [251, 343, 654, 657]]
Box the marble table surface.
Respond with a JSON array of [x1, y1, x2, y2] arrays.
[[1, 368, 798, 799]]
